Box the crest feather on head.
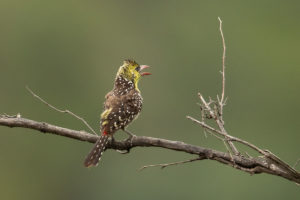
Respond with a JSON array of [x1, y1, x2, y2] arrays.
[[116, 59, 140, 82]]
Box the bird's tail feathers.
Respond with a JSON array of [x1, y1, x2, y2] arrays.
[[84, 133, 110, 167]]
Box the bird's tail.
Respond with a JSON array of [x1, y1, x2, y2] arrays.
[[84, 133, 110, 167]]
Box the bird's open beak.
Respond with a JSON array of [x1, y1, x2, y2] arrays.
[[139, 65, 151, 76]]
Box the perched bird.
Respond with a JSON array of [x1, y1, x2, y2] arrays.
[[84, 59, 151, 167]]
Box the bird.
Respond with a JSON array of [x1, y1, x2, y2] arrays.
[[84, 59, 151, 167]]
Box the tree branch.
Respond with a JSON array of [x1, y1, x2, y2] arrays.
[[1, 115, 300, 184]]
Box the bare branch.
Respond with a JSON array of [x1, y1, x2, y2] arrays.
[[139, 157, 204, 171], [194, 19, 239, 155], [26, 86, 98, 135], [186, 116, 222, 134], [218, 17, 226, 106], [197, 93, 239, 155], [187, 115, 266, 155], [0, 115, 299, 184]]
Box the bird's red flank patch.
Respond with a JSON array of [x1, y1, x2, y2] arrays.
[[103, 131, 108, 135]]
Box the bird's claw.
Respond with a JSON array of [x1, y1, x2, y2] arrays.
[[125, 134, 135, 147], [116, 149, 130, 154]]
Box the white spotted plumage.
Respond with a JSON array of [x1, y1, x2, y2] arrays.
[[84, 59, 149, 168]]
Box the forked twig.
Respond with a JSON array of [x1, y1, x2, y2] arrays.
[[187, 115, 266, 155], [26, 86, 98, 135], [191, 18, 239, 155]]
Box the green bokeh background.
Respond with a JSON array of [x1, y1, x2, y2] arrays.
[[1, 0, 300, 199]]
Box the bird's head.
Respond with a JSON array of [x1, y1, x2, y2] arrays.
[[116, 59, 151, 86]]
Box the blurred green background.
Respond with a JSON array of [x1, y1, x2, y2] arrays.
[[1, 0, 300, 199]]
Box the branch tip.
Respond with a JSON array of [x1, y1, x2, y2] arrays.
[[25, 86, 98, 135]]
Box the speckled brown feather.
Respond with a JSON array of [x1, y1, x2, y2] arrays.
[[84, 75, 143, 167], [101, 76, 143, 134]]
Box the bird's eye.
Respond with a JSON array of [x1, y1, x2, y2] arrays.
[[135, 66, 140, 71]]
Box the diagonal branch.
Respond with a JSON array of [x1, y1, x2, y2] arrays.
[[187, 116, 266, 155], [0, 115, 300, 184], [26, 86, 98, 135]]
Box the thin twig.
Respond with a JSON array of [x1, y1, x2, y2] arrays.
[[218, 17, 226, 105], [223, 141, 236, 166], [205, 129, 224, 141], [199, 102, 240, 154], [193, 18, 239, 155], [187, 116, 222, 134], [293, 158, 300, 169], [245, 152, 253, 159], [139, 157, 204, 171], [26, 86, 98, 135], [188, 112, 239, 155], [187, 115, 266, 155], [228, 136, 266, 155]]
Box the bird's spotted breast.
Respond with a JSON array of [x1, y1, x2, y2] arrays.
[[100, 77, 143, 134]]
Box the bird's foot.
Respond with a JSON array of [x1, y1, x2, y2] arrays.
[[122, 128, 136, 138], [111, 135, 131, 154], [110, 136, 116, 143], [122, 128, 136, 147]]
